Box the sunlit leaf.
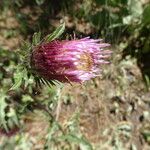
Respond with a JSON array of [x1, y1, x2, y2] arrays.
[[127, 0, 143, 17], [10, 65, 27, 90], [32, 32, 41, 46], [7, 107, 19, 127], [22, 95, 34, 102], [44, 22, 65, 42]]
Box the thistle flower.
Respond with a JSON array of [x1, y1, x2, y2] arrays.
[[31, 37, 111, 83]]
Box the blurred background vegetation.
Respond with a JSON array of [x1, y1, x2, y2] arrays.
[[0, 0, 150, 149]]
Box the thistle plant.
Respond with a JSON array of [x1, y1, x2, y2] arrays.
[[11, 22, 111, 89], [0, 23, 111, 149]]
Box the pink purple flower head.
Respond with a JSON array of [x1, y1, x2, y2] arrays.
[[31, 37, 111, 83]]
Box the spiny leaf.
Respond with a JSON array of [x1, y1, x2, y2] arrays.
[[20, 41, 31, 54], [45, 22, 65, 42], [41, 78, 56, 87], [35, 0, 45, 5], [10, 65, 27, 90], [32, 32, 41, 46], [43, 79, 53, 87], [34, 75, 57, 88], [47, 80, 57, 86]]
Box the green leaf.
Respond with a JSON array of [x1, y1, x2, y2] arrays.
[[46, 121, 60, 144], [0, 91, 8, 131], [35, 0, 45, 5], [142, 4, 150, 25], [127, 0, 143, 17], [144, 75, 150, 88], [60, 134, 93, 150], [10, 65, 27, 90], [19, 41, 31, 58], [45, 22, 65, 42], [22, 95, 34, 102], [32, 32, 41, 46], [123, 15, 133, 25], [123, 0, 143, 24], [7, 107, 19, 127]]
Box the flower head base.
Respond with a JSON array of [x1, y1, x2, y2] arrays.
[[31, 37, 111, 83]]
